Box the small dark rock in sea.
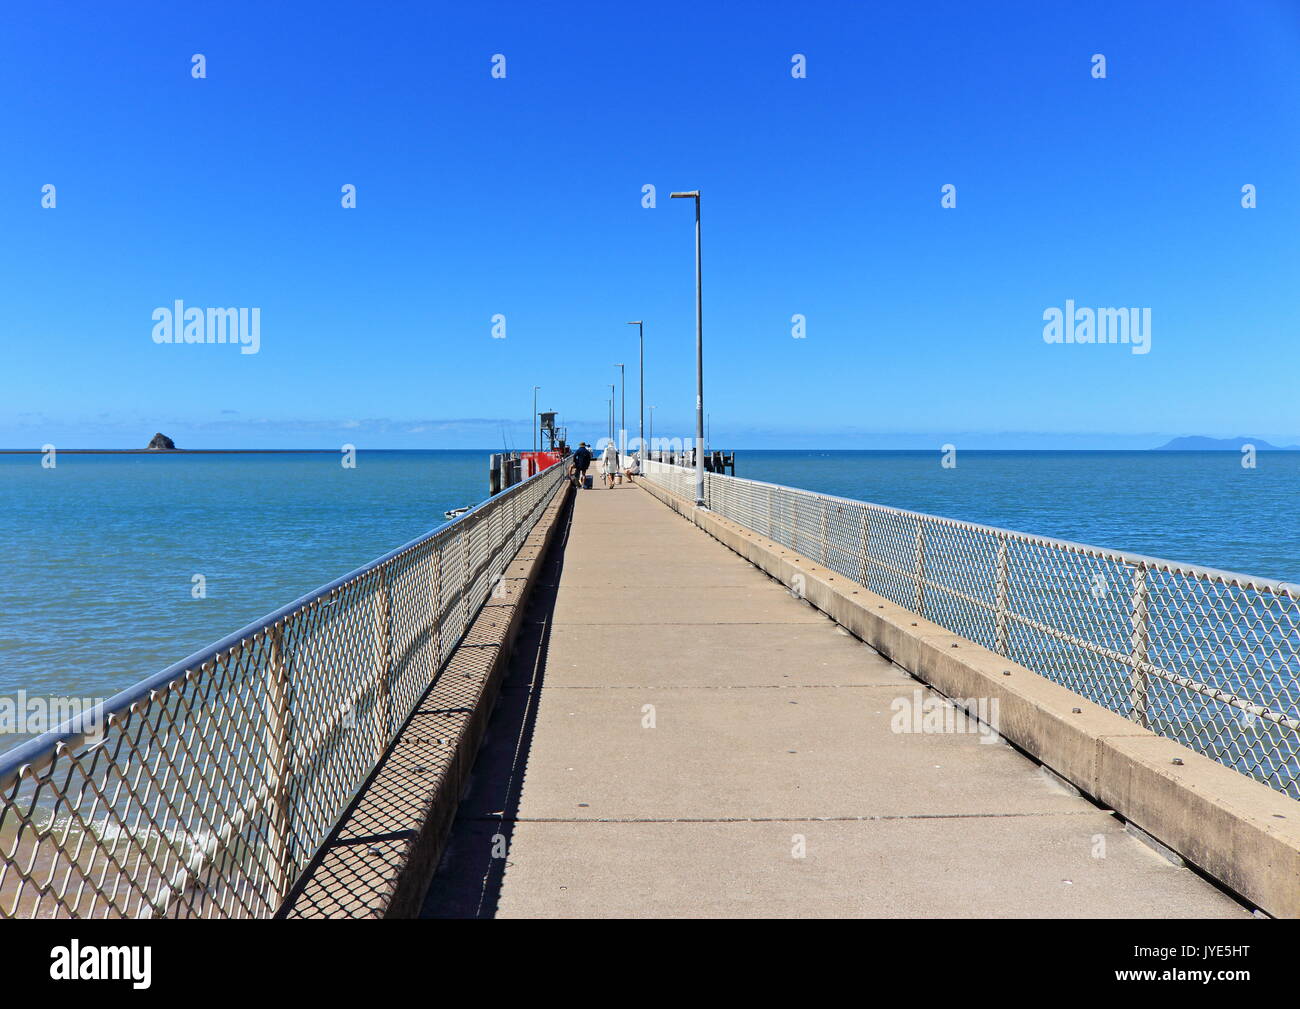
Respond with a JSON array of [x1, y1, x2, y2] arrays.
[[146, 432, 177, 451]]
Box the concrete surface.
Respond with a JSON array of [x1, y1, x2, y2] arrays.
[[421, 481, 1252, 919]]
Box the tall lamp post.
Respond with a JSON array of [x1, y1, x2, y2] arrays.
[[627, 321, 643, 457], [532, 385, 540, 452], [649, 405, 655, 460], [609, 384, 615, 443], [614, 363, 625, 455], [671, 190, 704, 506]]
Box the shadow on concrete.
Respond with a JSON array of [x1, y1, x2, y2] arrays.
[[418, 501, 572, 918]]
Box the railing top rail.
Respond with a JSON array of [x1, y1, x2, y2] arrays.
[[0, 463, 558, 791], [649, 461, 1300, 598]]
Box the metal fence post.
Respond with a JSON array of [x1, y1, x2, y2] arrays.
[[430, 542, 444, 676], [374, 570, 391, 760], [264, 624, 291, 906], [1129, 563, 1151, 727], [858, 508, 871, 587], [994, 535, 1009, 654], [768, 486, 775, 539], [819, 501, 829, 565], [459, 517, 473, 637], [912, 519, 926, 614]]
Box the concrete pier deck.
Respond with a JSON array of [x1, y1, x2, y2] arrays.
[[422, 482, 1251, 918]]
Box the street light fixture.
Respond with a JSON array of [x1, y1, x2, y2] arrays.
[[670, 190, 704, 506], [532, 385, 540, 453], [627, 321, 643, 458], [614, 363, 625, 455]]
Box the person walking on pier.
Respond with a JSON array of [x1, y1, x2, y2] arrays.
[[570, 442, 592, 489], [600, 440, 620, 489]]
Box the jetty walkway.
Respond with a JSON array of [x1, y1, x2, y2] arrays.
[[421, 481, 1250, 918]]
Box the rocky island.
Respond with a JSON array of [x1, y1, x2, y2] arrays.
[[1155, 436, 1300, 451], [146, 432, 178, 451]]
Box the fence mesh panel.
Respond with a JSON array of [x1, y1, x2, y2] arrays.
[[0, 463, 567, 918], [642, 460, 1300, 797]]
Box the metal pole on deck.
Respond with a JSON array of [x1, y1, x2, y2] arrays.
[[264, 625, 292, 904], [628, 321, 643, 457], [1130, 563, 1151, 728], [615, 363, 625, 456], [671, 189, 704, 506]]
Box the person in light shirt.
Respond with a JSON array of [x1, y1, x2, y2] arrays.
[[623, 453, 640, 483], [600, 441, 620, 489]]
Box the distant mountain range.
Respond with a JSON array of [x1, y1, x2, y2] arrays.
[[1155, 436, 1300, 451]]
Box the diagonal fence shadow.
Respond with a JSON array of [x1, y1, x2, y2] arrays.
[[419, 500, 572, 918]]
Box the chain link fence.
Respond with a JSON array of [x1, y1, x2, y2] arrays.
[[0, 462, 568, 919], [643, 460, 1300, 798]]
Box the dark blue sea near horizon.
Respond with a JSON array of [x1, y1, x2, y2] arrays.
[[1, 448, 1296, 740]]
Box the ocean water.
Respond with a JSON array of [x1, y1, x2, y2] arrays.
[[1, 448, 1297, 737], [0, 451, 487, 718]]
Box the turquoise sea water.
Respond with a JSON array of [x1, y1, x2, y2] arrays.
[[1, 448, 1297, 724], [0, 451, 486, 713]]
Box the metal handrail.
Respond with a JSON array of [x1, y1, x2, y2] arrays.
[[0, 467, 553, 790], [695, 465, 1299, 598], [0, 461, 568, 918]]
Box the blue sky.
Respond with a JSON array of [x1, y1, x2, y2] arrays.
[[2, 0, 1299, 449]]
